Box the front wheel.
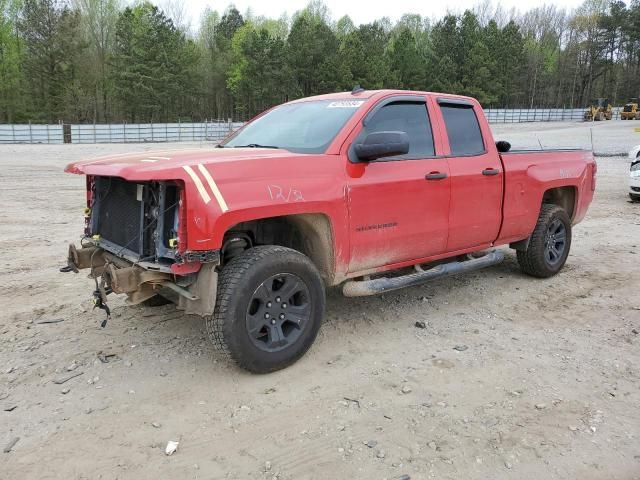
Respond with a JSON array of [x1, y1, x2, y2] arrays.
[[206, 246, 325, 373], [517, 204, 572, 278]]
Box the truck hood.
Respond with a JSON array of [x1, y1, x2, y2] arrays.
[[65, 147, 303, 179], [66, 146, 344, 253]]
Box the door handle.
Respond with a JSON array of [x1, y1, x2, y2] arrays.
[[425, 172, 448, 180], [482, 168, 500, 176]]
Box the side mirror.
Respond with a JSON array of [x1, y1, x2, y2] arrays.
[[496, 140, 511, 153], [354, 131, 410, 162]]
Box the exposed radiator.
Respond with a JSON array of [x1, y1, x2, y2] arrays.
[[95, 177, 143, 254]]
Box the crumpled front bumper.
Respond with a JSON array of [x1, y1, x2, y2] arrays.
[[65, 243, 218, 316]]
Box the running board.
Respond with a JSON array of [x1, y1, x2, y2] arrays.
[[342, 250, 505, 297]]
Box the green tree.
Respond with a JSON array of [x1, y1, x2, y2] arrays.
[[0, 0, 23, 122], [112, 2, 200, 122], [485, 20, 525, 106], [429, 15, 462, 92], [2, 0, 640, 121], [462, 40, 497, 104], [288, 8, 347, 96], [620, 0, 640, 101], [519, 5, 567, 107], [340, 22, 391, 89], [387, 27, 425, 89], [215, 5, 244, 51], [198, 8, 225, 118], [206, 6, 245, 119], [335, 15, 355, 39], [227, 24, 290, 115], [75, 0, 119, 121], [19, 0, 85, 122]]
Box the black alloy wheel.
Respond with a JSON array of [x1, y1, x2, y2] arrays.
[[245, 273, 311, 353]]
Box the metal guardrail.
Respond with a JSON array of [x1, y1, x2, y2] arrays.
[[0, 121, 243, 144], [0, 124, 64, 144], [0, 108, 628, 144]]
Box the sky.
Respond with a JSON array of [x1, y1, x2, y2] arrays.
[[181, 0, 589, 26]]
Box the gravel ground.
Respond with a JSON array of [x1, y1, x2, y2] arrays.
[[1, 122, 639, 480]]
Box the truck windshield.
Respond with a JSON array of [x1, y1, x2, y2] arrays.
[[221, 99, 365, 153]]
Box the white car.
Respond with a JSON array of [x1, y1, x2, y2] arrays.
[[628, 145, 640, 201]]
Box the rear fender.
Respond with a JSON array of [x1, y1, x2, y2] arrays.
[[521, 163, 584, 228], [497, 152, 593, 244]]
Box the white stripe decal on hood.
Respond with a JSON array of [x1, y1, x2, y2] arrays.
[[197, 164, 229, 212], [182, 165, 211, 204]]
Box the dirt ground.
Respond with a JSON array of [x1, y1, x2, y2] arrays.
[[1, 121, 640, 480]]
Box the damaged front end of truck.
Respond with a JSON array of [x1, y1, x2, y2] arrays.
[[63, 175, 218, 326]]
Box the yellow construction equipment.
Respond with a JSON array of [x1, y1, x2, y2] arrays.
[[621, 98, 640, 120], [584, 98, 613, 121]]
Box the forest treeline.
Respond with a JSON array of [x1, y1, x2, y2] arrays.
[[1, 0, 639, 123]]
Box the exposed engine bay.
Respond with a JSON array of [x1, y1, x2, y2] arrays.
[[89, 176, 181, 268], [63, 176, 218, 325]]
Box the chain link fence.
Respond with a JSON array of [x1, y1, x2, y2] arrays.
[[0, 108, 628, 144]]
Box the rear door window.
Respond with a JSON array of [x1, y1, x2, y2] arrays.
[[440, 104, 485, 156]]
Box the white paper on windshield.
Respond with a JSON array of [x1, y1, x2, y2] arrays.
[[327, 100, 365, 108]]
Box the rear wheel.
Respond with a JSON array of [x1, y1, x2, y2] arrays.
[[206, 246, 325, 373], [517, 204, 572, 278], [630, 193, 640, 202]]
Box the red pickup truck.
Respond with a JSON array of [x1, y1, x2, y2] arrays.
[[64, 89, 596, 372]]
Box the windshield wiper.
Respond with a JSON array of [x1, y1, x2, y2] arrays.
[[233, 143, 280, 149]]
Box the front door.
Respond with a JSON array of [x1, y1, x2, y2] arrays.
[[346, 98, 451, 273]]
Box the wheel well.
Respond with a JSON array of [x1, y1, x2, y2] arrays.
[[221, 214, 335, 284], [542, 186, 576, 220]]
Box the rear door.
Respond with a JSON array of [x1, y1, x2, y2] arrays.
[[436, 98, 503, 251], [346, 96, 451, 273]]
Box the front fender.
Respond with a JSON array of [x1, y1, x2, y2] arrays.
[[180, 174, 352, 281]]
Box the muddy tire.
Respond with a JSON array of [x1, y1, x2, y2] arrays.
[[517, 204, 572, 278], [206, 246, 325, 373]]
